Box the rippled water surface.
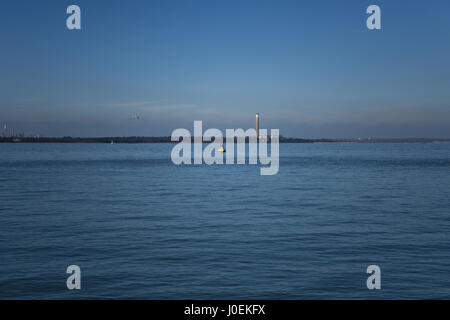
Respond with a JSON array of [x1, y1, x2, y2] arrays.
[[1, 143, 449, 299]]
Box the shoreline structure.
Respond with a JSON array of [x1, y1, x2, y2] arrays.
[[0, 136, 449, 144]]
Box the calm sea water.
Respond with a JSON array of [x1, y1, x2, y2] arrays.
[[0, 143, 449, 299]]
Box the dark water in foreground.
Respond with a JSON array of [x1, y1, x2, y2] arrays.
[[0, 143, 449, 299]]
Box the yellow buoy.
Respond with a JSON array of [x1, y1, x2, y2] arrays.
[[218, 145, 226, 152]]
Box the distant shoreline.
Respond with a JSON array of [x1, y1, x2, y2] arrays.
[[1, 137, 450, 144]]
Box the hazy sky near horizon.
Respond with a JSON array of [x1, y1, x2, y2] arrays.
[[1, 0, 450, 138]]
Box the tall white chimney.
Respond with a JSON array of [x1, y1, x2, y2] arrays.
[[256, 113, 259, 141]]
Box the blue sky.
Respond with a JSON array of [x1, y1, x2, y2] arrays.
[[1, 0, 450, 138]]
